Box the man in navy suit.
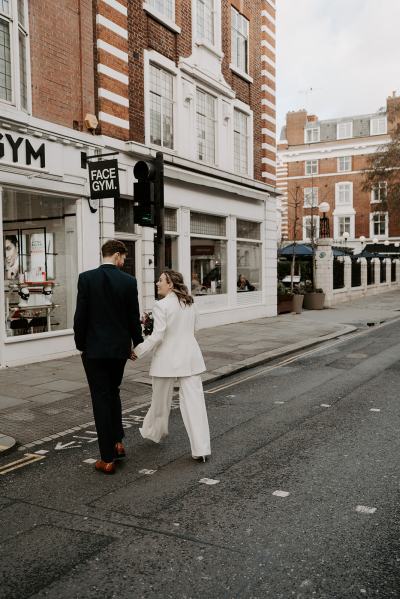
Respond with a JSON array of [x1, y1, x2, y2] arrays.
[[74, 239, 143, 474]]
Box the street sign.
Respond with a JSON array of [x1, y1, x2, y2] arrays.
[[88, 159, 120, 200]]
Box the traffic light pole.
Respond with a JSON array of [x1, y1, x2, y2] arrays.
[[154, 151, 165, 284]]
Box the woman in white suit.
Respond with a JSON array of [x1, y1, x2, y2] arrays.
[[132, 270, 211, 461]]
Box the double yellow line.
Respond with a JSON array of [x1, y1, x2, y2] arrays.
[[0, 453, 46, 476]]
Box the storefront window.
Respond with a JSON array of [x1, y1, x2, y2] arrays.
[[236, 219, 261, 292], [115, 197, 135, 234], [3, 189, 77, 336], [190, 237, 227, 295]]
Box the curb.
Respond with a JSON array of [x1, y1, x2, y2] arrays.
[[203, 324, 357, 386], [0, 434, 17, 457]]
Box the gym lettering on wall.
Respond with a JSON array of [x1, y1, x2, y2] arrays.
[[0, 133, 46, 169]]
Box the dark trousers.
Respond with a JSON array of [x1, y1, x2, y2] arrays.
[[82, 355, 127, 462]]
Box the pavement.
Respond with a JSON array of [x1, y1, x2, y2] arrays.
[[0, 288, 399, 455]]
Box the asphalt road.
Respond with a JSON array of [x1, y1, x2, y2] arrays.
[[1, 319, 400, 599]]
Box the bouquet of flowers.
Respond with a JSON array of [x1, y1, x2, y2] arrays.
[[141, 311, 154, 336]]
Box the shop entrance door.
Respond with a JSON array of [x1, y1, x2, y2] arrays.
[[119, 240, 136, 277]]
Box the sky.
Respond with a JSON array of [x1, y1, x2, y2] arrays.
[[276, 0, 400, 135]]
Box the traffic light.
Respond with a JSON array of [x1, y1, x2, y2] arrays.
[[133, 160, 157, 227]]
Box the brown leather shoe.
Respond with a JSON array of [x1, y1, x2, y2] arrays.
[[95, 460, 116, 474], [115, 442, 126, 459]]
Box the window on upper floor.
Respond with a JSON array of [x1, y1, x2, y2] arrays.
[[234, 109, 249, 175], [337, 121, 353, 139], [370, 116, 387, 135], [335, 182, 352, 207], [337, 215, 352, 237], [0, 0, 29, 111], [303, 215, 319, 241], [304, 127, 319, 143], [196, 0, 215, 45], [196, 88, 216, 164], [337, 156, 352, 172], [303, 187, 318, 208], [370, 212, 388, 237], [305, 160, 318, 176], [149, 63, 174, 149], [147, 0, 174, 19], [231, 7, 249, 74], [371, 181, 387, 204]]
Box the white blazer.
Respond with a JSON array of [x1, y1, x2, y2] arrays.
[[134, 292, 206, 378]]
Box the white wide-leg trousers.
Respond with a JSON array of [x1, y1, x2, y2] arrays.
[[139, 375, 211, 458]]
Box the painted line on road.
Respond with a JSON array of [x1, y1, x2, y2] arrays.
[[199, 478, 220, 485], [272, 490, 290, 497], [0, 453, 46, 475], [370, 408, 381, 412], [205, 327, 379, 395], [355, 505, 377, 514]]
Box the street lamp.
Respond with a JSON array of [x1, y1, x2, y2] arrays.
[[319, 202, 330, 238], [342, 231, 349, 250], [359, 235, 366, 252]]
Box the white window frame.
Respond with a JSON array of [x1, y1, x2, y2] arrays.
[[196, 86, 217, 165], [334, 215, 353, 239], [302, 215, 320, 242], [305, 160, 318, 176], [194, 0, 222, 55], [304, 127, 320, 143], [370, 116, 387, 136], [370, 211, 388, 238], [303, 187, 318, 208], [337, 121, 353, 140], [335, 182, 353, 208], [0, 0, 31, 113], [233, 107, 250, 175], [371, 181, 387, 204], [143, 1, 181, 33], [143, 50, 178, 153], [230, 7, 249, 76], [337, 156, 352, 172]]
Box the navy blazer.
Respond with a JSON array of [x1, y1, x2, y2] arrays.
[[73, 264, 143, 359]]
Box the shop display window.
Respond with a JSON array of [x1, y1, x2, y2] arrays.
[[190, 238, 227, 295], [236, 220, 261, 292], [2, 189, 77, 336]]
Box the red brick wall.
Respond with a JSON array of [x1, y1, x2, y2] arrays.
[[29, 0, 95, 130]]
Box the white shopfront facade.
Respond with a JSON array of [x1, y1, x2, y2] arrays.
[[0, 117, 103, 367], [0, 119, 277, 368]]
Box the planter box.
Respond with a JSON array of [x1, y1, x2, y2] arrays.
[[277, 295, 304, 314], [303, 292, 325, 310], [277, 296, 294, 314], [292, 294, 304, 314]]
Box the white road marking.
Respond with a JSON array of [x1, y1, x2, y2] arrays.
[[83, 458, 97, 464], [139, 469, 157, 475], [274, 401, 285, 404], [55, 441, 82, 450], [355, 505, 377, 514], [370, 408, 381, 412], [272, 490, 290, 497], [320, 404, 331, 408], [199, 478, 220, 485], [34, 449, 49, 455]]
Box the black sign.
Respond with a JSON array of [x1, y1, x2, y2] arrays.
[[88, 159, 120, 199]]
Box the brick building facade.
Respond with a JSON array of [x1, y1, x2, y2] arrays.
[[0, 0, 278, 367], [277, 93, 400, 247]]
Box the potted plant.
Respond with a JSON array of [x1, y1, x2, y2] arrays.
[[291, 286, 304, 314], [277, 282, 294, 314], [302, 281, 325, 310]]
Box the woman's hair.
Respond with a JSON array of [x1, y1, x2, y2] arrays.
[[162, 269, 194, 306], [6, 235, 18, 248]]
